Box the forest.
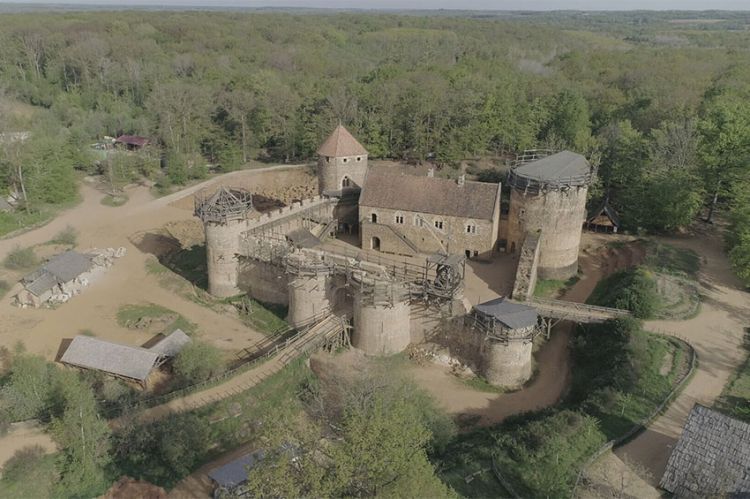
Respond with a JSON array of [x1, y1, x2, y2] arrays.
[[0, 12, 749, 259], [0, 11, 749, 276]]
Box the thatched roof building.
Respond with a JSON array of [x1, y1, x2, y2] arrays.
[[660, 404, 750, 497]]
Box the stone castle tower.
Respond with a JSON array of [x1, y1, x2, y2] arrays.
[[506, 151, 594, 280], [194, 187, 254, 297], [316, 124, 368, 195]]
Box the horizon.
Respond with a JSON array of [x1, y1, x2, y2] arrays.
[[0, 1, 749, 12]]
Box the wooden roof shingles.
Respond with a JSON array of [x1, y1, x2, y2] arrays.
[[149, 329, 192, 358], [474, 298, 539, 329], [60, 336, 160, 383], [360, 171, 500, 221], [660, 404, 750, 497]]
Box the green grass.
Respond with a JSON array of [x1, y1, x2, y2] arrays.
[[2, 246, 38, 271], [0, 451, 58, 499], [534, 275, 580, 298], [233, 296, 289, 334], [101, 194, 128, 207], [0, 210, 50, 238], [116, 303, 197, 336], [715, 331, 750, 423], [460, 375, 506, 394], [48, 225, 77, 246], [644, 241, 700, 277]]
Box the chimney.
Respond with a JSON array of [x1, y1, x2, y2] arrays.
[[457, 174, 465, 186], [427, 168, 435, 178]]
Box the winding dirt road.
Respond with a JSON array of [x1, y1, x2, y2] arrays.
[[613, 224, 750, 486]]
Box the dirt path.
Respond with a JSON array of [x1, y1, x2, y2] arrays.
[[0, 421, 57, 468], [410, 233, 643, 427], [0, 165, 316, 359], [614, 224, 750, 485]]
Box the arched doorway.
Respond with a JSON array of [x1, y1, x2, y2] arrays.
[[371, 237, 381, 251], [342, 176, 351, 189]]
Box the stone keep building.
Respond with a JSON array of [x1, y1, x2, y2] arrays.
[[505, 151, 594, 279], [359, 171, 502, 259]]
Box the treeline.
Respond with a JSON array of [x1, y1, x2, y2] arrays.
[[0, 12, 749, 275]]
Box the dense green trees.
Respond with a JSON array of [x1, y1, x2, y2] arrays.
[[245, 367, 455, 497], [0, 11, 748, 250]]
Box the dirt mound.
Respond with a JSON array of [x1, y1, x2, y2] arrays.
[[655, 273, 700, 320]]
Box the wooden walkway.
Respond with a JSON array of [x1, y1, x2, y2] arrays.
[[112, 314, 348, 427], [527, 297, 631, 323]]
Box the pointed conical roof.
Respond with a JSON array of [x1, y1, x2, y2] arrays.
[[317, 125, 368, 157]]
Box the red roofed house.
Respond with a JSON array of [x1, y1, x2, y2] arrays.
[[115, 135, 150, 151]]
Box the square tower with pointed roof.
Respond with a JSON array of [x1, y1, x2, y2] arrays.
[[317, 124, 368, 195]]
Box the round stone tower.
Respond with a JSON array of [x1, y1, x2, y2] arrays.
[[284, 253, 333, 327], [472, 298, 538, 387], [195, 187, 254, 297], [506, 151, 594, 280], [317, 124, 368, 195], [350, 274, 411, 356]]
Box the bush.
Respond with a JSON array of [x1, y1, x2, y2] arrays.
[[588, 267, 660, 318], [2, 246, 39, 271], [50, 225, 77, 246], [0, 446, 57, 498], [112, 413, 212, 487], [493, 410, 605, 498], [173, 341, 224, 384]]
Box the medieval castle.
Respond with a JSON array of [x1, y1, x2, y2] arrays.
[[195, 125, 622, 387]]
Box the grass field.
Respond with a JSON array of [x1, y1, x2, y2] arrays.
[[116, 303, 197, 336], [534, 275, 580, 298]]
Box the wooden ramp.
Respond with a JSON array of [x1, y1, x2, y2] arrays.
[[526, 297, 631, 324]]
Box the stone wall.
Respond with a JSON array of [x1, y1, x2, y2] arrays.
[[506, 185, 588, 279], [359, 205, 498, 259], [317, 154, 368, 194], [511, 232, 542, 300], [237, 259, 288, 305]]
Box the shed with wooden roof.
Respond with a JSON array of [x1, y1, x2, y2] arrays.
[[660, 404, 750, 497]]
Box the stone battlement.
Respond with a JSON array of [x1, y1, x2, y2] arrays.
[[247, 195, 331, 230]]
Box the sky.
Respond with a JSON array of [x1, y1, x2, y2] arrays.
[[0, 0, 748, 10]]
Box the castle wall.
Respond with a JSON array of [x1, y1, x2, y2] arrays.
[[205, 219, 248, 297], [237, 259, 288, 306], [359, 205, 498, 259], [352, 293, 411, 356], [287, 273, 332, 327], [506, 185, 588, 279], [317, 154, 368, 194]]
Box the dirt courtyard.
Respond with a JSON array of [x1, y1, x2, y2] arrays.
[[0, 165, 319, 362]]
